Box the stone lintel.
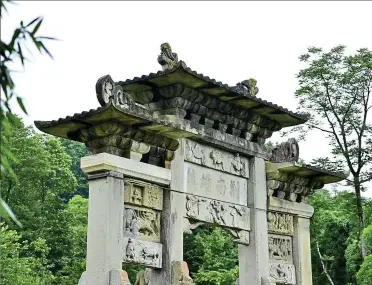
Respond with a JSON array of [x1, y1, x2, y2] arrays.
[[87, 171, 124, 181], [81, 153, 171, 186], [268, 196, 314, 219]]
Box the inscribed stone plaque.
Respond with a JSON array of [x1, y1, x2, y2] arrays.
[[122, 237, 162, 268], [267, 212, 294, 236], [123, 206, 161, 242], [185, 194, 250, 231], [269, 263, 296, 285], [124, 179, 163, 211], [185, 162, 248, 205], [184, 139, 249, 178], [268, 234, 293, 263]]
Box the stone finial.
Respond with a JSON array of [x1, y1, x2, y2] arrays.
[[270, 138, 299, 163], [171, 261, 195, 285], [157, 42, 179, 71], [234, 78, 259, 97], [96, 75, 134, 107]]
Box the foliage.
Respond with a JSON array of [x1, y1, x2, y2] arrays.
[[184, 226, 239, 285], [0, 0, 55, 225], [356, 255, 372, 285], [0, 223, 54, 284], [286, 45, 372, 257]]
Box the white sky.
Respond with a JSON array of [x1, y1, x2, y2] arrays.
[[2, 1, 372, 196]]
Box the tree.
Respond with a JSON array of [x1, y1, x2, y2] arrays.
[[287, 46, 372, 257], [1, 0, 55, 225], [184, 226, 239, 285]]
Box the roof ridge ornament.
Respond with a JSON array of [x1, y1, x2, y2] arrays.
[[270, 138, 299, 163], [157, 42, 179, 71], [96, 74, 134, 107], [234, 78, 259, 97]]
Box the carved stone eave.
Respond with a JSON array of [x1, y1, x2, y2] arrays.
[[266, 161, 348, 203]]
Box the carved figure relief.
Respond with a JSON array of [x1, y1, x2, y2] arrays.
[[157, 42, 179, 71], [210, 150, 225, 170], [123, 207, 160, 242], [185, 195, 250, 231], [216, 176, 227, 196], [269, 263, 296, 285], [268, 212, 294, 236], [201, 173, 212, 193], [268, 235, 293, 263], [231, 153, 246, 177], [184, 139, 249, 178], [124, 179, 163, 211], [122, 238, 162, 268]]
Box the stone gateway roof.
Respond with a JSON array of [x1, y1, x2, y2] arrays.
[[118, 61, 308, 128]]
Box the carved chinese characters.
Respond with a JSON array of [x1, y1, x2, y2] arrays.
[[184, 139, 249, 178], [268, 212, 294, 236], [185, 195, 250, 231], [122, 238, 162, 268], [185, 163, 248, 206], [124, 179, 163, 211]]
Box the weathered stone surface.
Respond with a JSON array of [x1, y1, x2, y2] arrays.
[[134, 269, 151, 285], [185, 194, 250, 231], [270, 138, 299, 163], [261, 277, 276, 285], [185, 162, 248, 205], [78, 271, 87, 285], [269, 263, 296, 285], [124, 179, 163, 211], [184, 139, 249, 178], [109, 269, 132, 285], [123, 206, 161, 242], [171, 261, 195, 285], [267, 212, 294, 236], [122, 238, 162, 268], [233, 78, 259, 97], [158, 43, 179, 71], [268, 234, 293, 263]]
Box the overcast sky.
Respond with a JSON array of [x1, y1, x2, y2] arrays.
[[3, 1, 372, 196]]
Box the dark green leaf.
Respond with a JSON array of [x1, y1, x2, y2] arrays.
[[17, 42, 24, 66], [16, 96, 28, 115], [39, 41, 53, 59], [31, 18, 43, 36], [25, 16, 40, 28]]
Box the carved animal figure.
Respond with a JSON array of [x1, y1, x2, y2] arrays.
[[210, 150, 225, 170], [157, 43, 179, 71], [270, 138, 299, 163], [231, 153, 246, 176], [124, 209, 140, 235], [234, 78, 259, 97], [138, 211, 157, 236], [191, 144, 206, 165], [141, 247, 159, 263]]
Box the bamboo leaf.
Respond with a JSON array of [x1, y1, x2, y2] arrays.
[[16, 96, 28, 115], [31, 18, 43, 36], [0, 198, 22, 227], [25, 16, 40, 28]]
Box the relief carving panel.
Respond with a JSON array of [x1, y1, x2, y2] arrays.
[[124, 179, 163, 211], [268, 234, 293, 263], [185, 162, 248, 206], [184, 139, 249, 178], [268, 212, 294, 236], [185, 194, 250, 231], [122, 237, 162, 268], [123, 206, 161, 242], [269, 263, 296, 285]]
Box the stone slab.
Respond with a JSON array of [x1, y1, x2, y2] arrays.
[[268, 234, 293, 264], [81, 153, 171, 186], [269, 263, 296, 285], [123, 206, 161, 243], [268, 196, 314, 218], [185, 162, 248, 205], [267, 212, 294, 236], [124, 179, 163, 211], [184, 139, 249, 178], [185, 194, 250, 231], [122, 238, 162, 268]]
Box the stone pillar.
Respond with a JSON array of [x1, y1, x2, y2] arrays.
[[293, 216, 313, 285], [152, 139, 186, 284], [84, 170, 124, 285], [240, 157, 270, 285]]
